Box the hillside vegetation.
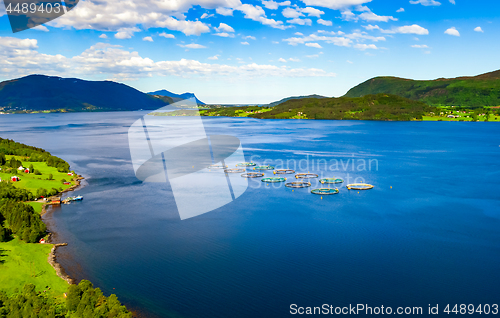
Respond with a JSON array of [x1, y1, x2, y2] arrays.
[[345, 69, 500, 107]]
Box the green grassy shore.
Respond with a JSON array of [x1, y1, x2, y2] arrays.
[[0, 138, 132, 317]]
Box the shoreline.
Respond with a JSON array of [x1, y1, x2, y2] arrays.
[[41, 175, 85, 285]]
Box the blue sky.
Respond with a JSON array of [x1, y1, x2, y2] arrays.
[[0, 0, 499, 104]]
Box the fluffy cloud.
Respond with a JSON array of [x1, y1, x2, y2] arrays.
[[287, 18, 312, 26], [449, 0, 455, 3], [305, 42, 322, 48], [142, 36, 153, 42], [444, 27, 460, 36], [340, 6, 397, 22], [474, 26, 483, 33], [241, 41, 250, 45], [215, 23, 235, 33], [409, 0, 441, 6], [396, 7, 405, 12], [301, 7, 325, 17], [99, 34, 108, 39], [0, 38, 335, 80], [216, 7, 234, 15], [278, 57, 287, 62], [159, 33, 175, 39], [114, 27, 140, 39], [200, 13, 215, 19], [243, 35, 257, 40], [317, 19, 332, 26], [300, 0, 372, 10], [208, 55, 219, 60], [353, 43, 377, 50], [381, 24, 429, 35], [178, 43, 207, 48], [411, 44, 429, 48], [261, 0, 291, 10], [33, 25, 50, 32]]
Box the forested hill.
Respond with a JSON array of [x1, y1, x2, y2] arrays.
[[0, 75, 169, 112], [344, 69, 500, 107], [264, 94, 328, 107], [254, 94, 434, 121]]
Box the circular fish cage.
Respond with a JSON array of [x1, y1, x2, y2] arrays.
[[236, 162, 256, 167], [320, 178, 344, 184], [285, 181, 311, 188], [311, 188, 339, 195], [346, 183, 374, 190], [208, 164, 228, 169], [273, 169, 296, 175], [253, 165, 275, 171], [261, 177, 287, 183], [224, 168, 246, 173], [241, 172, 265, 178], [295, 173, 319, 179]]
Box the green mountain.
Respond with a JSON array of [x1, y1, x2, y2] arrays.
[[265, 94, 328, 107], [0, 75, 169, 112], [345, 69, 500, 107], [157, 94, 435, 121]]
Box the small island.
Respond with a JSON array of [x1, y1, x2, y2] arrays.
[[0, 137, 132, 317]]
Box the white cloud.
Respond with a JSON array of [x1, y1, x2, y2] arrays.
[[409, 0, 441, 6], [200, 13, 214, 19], [411, 44, 429, 48], [114, 27, 140, 39], [354, 43, 377, 50], [243, 35, 257, 40], [305, 42, 322, 48], [237, 4, 289, 30], [301, 0, 372, 10], [295, 32, 304, 36], [382, 24, 429, 35], [287, 18, 312, 26], [396, 7, 405, 12], [278, 57, 287, 62], [283, 33, 352, 47], [289, 57, 300, 62], [241, 41, 250, 45], [449, 0, 455, 3], [47, 0, 221, 36], [282, 7, 303, 18], [178, 43, 207, 49], [33, 25, 49, 32], [358, 11, 397, 22], [444, 27, 460, 36], [0, 38, 335, 80], [215, 23, 235, 33], [214, 32, 235, 37], [216, 7, 234, 15], [261, 0, 291, 10], [317, 19, 332, 26], [159, 32, 175, 39], [347, 60, 353, 64], [301, 7, 324, 17], [208, 55, 219, 60], [272, 41, 280, 44], [474, 26, 483, 33], [142, 36, 153, 42], [99, 34, 108, 39]]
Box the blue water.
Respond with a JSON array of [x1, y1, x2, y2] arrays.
[[1, 112, 499, 317]]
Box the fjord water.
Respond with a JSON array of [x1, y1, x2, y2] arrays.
[[1, 112, 499, 317]]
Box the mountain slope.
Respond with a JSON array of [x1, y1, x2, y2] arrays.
[[0, 75, 169, 112], [345, 70, 500, 107], [265, 94, 328, 107], [148, 89, 205, 105]]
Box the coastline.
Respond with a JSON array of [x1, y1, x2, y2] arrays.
[[41, 175, 85, 285]]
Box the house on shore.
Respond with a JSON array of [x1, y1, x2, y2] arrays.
[[11, 176, 20, 182]]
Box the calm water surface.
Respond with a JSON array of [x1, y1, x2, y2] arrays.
[[1, 112, 499, 317]]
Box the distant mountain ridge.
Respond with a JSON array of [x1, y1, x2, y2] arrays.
[[265, 94, 328, 107], [148, 89, 205, 105], [0, 75, 169, 112], [345, 69, 500, 107]]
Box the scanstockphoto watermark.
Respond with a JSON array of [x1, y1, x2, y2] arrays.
[[250, 154, 379, 173], [247, 154, 379, 189]]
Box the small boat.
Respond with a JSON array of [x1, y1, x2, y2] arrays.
[[73, 195, 83, 201]]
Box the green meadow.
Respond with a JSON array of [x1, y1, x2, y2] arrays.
[[0, 238, 68, 296], [0, 155, 75, 195]]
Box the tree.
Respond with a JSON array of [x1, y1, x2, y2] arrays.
[[0, 153, 5, 166], [47, 174, 53, 180], [0, 223, 6, 242], [29, 164, 34, 173]]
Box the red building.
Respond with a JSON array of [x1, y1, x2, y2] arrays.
[[11, 176, 20, 182]]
